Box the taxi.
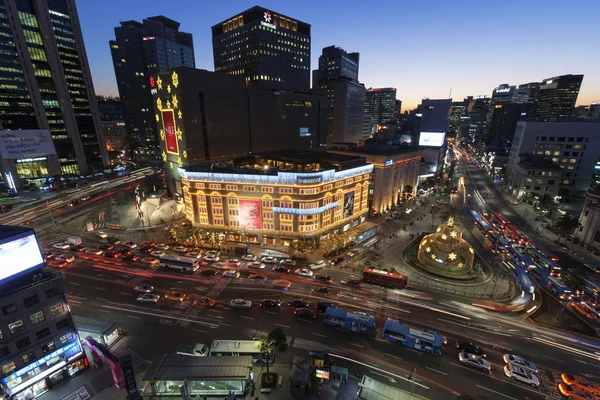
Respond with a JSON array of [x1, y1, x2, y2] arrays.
[[558, 383, 599, 400], [272, 279, 292, 289], [562, 374, 600, 396], [164, 291, 187, 303]]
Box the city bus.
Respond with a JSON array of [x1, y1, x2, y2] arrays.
[[475, 220, 495, 236], [510, 249, 537, 271], [544, 276, 572, 300], [209, 340, 274, 363], [362, 268, 408, 289], [505, 224, 528, 246], [159, 254, 200, 272], [485, 233, 510, 253], [491, 212, 509, 228], [582, 278, 600, 304], [526, 248, 561, 277], [530, 242, 560, 262], [382, 319, 443, 355], [514, 266, 535, 295], [469, 209, 484, 223], [324, 307, 376, 336]]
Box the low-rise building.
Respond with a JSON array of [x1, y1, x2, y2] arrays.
[[576, 189, 600, 248], [508, 159, 563, 206]]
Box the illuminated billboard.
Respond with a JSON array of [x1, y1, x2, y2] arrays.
[[343, 192, 355, 219], [0, 230, 44, 286], [162, 110, 178, 154], [0, 129, 56, 159], [419, 132, 446, 147], [239, 199, 262, 229]]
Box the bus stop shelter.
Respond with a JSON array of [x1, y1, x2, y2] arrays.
[[75, 316, 121, 348], [142, 355, 252, 398], [358, 375, 421, 400]]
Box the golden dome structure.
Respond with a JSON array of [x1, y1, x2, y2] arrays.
[[417, 217, 474, 274]]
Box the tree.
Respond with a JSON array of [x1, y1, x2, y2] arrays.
[[266, 327, 288, 351], [555, 214, 580, 243], [402, 185, 414, 201]]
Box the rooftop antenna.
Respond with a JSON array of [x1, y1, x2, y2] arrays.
[[449, 88, 452, 99]]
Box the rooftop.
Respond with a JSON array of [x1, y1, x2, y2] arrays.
[[518, 158, 564, 171], [143, 355, 252, 381]]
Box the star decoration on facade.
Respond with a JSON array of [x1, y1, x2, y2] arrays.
[[172, 70, 179, 88], [177, 156, 182, 165], [441, 234, 447, 240], [183, 150, 188, 159], [431, 254, 436, 260], [448, 253, 457, 261], [176, 127, 183, 141], [425, 247, 431, 253], [458, 262, 463, 268], [166, 100, 171, 109], [155, 114, 159, 122], [178, 110, 183, 119], [469, 248, 474, 254], [156, 98, 163, 111], [161, 151, 167, 162], [450, 231, 457, 238], [157, 76, 163, 90], [169, 161, 173, 169], [172, 94, 178, 109], [159, 129, 165, 141], [167, 84, 171, 94]]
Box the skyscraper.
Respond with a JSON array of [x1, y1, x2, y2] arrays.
[[110, 16, 195, 147], [313, 46, 365, 144], [533, 74, 583, 121], [364, 88, 398, 126], [485, 84, 536, 146], [0, 0, 108, 190], [212, 6, 311, 91]]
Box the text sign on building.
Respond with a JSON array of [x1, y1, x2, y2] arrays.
[[385, 159, 393, 166], [408, 328, 435, 342], [239, 199, 262, 229], [0, 129, 56, 159], [261, 10, 277, 29], [297, 175, 322, 184], [120, 355, 140, 400], [162, 110, 178, 154]]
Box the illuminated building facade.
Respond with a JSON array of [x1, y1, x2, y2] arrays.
[[179, 151, 373, 246], [212, 6, 311, 91], [101, 121, 128, 152], [365, 88, 398, 125], [533, 74, 583, 121]]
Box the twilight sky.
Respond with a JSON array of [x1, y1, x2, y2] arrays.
[[78, 0, 600, 111]]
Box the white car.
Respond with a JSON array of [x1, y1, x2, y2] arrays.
[[230, 299, 252, 308], [222, 270, 240, 278], [295, 268, 314, 277], [458, 352, 490, 374], [502, 354, 538, 374], [261, 256, 277, 264], [155, 244, 169, 250], [53, 243, 69, 249], [205, 250, 219, 257], [504, 364, 540, 387], [137, 293, 160, 303], [185, 252, 202, 259], [241, 254, 256, 261], [95, 231, 108, 239], [249, 261, 265, 269], [226, 258, 240, 266], [280, 258, 296, 266], [57, 254, 75, 263], [85, 248, 103, 255], [134, 284, 154, 293], [309, 260, 327, 270], [204, 254, 220, 262], [150, 250, 166, 257], [347, 250, 360, 257], [172, 246, 187, 253], [123, 242, 137, 249]]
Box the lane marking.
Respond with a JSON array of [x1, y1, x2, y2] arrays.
[[239, 316, 254, 320], [476, 385, 518, 400], [312, 333, 327, 338], [542, 355, 564, 362], [266, 311, 278, 315], [99, 304, 219, 328], [98, 310, 111, 313], [127, 315, 141, 319], [208, 309, 222, 314], [97, 297, 107, 301], [425, 367, 447, 376], [275, 323, 290, 328], [350, 343, 364, 348], [219, 323, 232, 327], [384, 353, 402, 361], [69, 282, 80, 285], [120, 292, 131, 295], [94, 287, 106, 291], [194, 329, 207, 333]]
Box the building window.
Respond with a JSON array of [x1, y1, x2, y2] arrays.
[[8, 320, 24, 334], [0, 329, 2, 339], [197, 195, 206, 204], [36, 328, 51, 340], [209, 183, 221, 190], [213, 207, 223, 215], [29, 311, 45, 325], [227, 198, 238, 205], [536, 179, 543, 184], [44, 287, 60, 299], [261, 186, 274, 193], [226, 184, 238, 191], [243, 185, 256, 192], [41, 341, 55, 354], [563, 179, 570, 184], [60, 332, 73, 344], [15, 337, 31, 350], [211, 196, 222, 204], [0, 347, 9, 358], [548, 180, 555, 185], [23, 295, 40, 308], [1, 361, 16, 379], [50, 303, 65, 316], [194, 183, 205, 189], [56, 318, 70, 331], [279, 187, 293, 194], [22, 351, 36, 365], [2, 303, 18, 315]]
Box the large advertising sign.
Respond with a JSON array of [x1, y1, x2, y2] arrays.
[[297, 175, 322, 184], [0, 232, 44, 286], [0, 129, 56, 159], [343, 191, 355, 219], [239, 199, 262, 229], [162, 110, 178, 154], [418, 131, 446, 147]]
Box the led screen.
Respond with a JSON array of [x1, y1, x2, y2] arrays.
[[343, 192, 355, 218], [419, 132, 446, 147], [239, 199, 262, 229], [0, 232, 44, 285]]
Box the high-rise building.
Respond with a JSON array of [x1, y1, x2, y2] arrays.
[[110, 16, 195, 147], [212, 6, 310, 91], [365, 88, 398, 126], [533, 74, 583, 121], [313, 46, 365, 144], [0, 0, 108, 191], [96, 96, 123, 122], [485, 84, 536, 147]]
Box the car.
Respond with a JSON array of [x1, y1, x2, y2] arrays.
[[291, 254, 307, 261], [347, 250, 360, 257], [57, 254, 75, 263], [456, 340, 486, 357], [140, 241, 155, 248], [85, 248, 103, 255], [261, 256, 277, 264], [172, 246, 188, 253], [53, 242, 69, 249], [117, 247, 133, 255], [313, 287, 331, 295], [106, 237, 121, 245], [260, 299, 282, 308], [315, 274, 333, 283], [309, 260, 327, 270], [164, 291, 187, 302], [200, 268, 218, 276], [272, 279, 292, 289], [249, 261, 266, 269], [572, 301, 598, 320], [558, 384, 599, 400], [502, 354, 538, 374], [222, 270, 240, 279], [226, 258, 240, 266], [230, 299, 252, 309], [248, 274, 267, 280], [194, 296, 216, 307], [98, 244, 114, 252], [562, 374, 600, 396], [241, 254, 256, 261], [504, 364, 540, 387], [43, 251, 58, 261], [458, 352, 490, 374], [48, 260, 68, 268], [121, 254, 139, 262], [204, 254, 220, 262], [80, 195, 90, 201], [137, 293, 160, 303], [95, 231, 108, 239], [141, 257, 159, 265], [294, 268, 314, 277], [295, 308, 317, 320], [344, 279, 363, 287], [205, 250, 220, 256], [185, 252, 202, 259], [123, 242, 137, 249], [154, 244, 169, 250], [69, 245, 85, 252], [138, 246, 153, 253], [134, 284, 154, 293], [150, 250, 166, 257], [280, 258, 296, 266], [316, 301, 338, 312], [330, 257, 344, 265], [104, 251, 119, 258], [272, 266, 290, 273], [288, 299, 310, 308]]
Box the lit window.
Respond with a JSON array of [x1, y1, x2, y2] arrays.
[[8, 320, 24, 334]]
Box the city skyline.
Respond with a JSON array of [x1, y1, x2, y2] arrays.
[[79, 0, 599, 110]]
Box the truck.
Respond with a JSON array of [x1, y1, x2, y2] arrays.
[[66, 236, 82, 246], [177, 343, 208, 357]]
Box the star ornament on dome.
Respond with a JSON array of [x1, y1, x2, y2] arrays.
[[422, 239, 427, 245], [448, 253, 457, 261], [441, 234, 448, 240], [469, 248, 474, 254], [450, 231, 457, 238], [436, 227, 441, 233], [458, 262, 463, 268], [431, 254, 436, 260], [172, 94, 179, 109]]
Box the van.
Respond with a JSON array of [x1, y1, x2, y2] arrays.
[[316, 301, 338, 313]]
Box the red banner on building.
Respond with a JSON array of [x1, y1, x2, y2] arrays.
[[162, 110, 178, 154], [239, 199, 262, 229]]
